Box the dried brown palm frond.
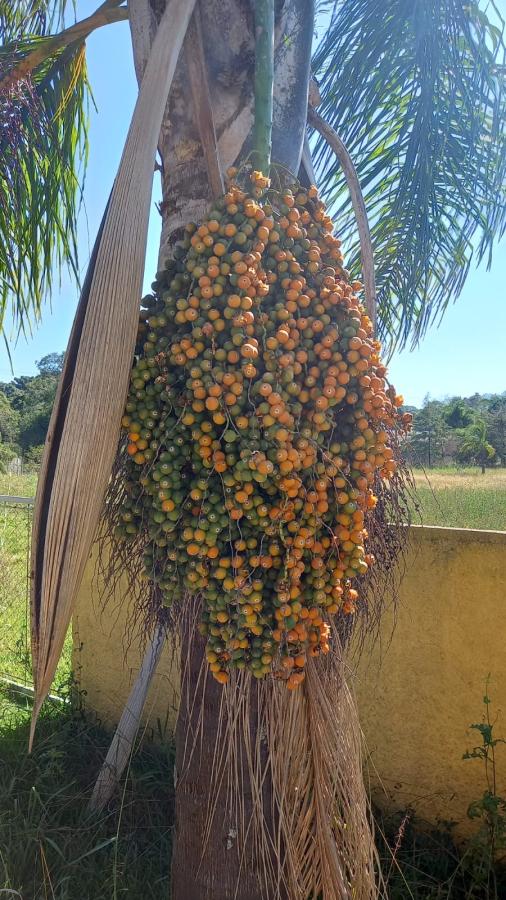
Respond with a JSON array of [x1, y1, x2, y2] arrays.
[[29, 0, 198, 748], [266, 645, 378, 899]]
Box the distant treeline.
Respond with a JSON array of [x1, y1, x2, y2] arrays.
[[404, 393, 506, 471], [0, 351, 504, 473], [0, 352, 63, 472]]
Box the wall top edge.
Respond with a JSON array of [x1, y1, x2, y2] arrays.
[[407, 523, 506, 543]]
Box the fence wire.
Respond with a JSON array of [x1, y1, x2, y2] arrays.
[[0, 496, 33, 686]]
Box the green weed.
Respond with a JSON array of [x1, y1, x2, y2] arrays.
[[378, 685, 506, 898]]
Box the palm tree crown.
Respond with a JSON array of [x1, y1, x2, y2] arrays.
[[0, 0, 505, 350], [458, 417, 496, 470]]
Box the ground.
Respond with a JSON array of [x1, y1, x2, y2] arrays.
[[0, 697, 173, 898], [0, 468, 505, 896], [0, 695, 503, 898]]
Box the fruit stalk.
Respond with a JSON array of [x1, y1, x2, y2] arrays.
[[253, 0, 275, 176]]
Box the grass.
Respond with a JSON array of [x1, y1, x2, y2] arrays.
[[0, 471, 38, 498], [0, 689, 173, 899], [376, 808, 506, 899], [0, 473, 71, 687], [411, 468, 506, 531], [0, 691, 504, 899], [0, 499, 33, 684]]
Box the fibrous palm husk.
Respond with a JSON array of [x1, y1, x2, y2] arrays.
[[267, 650, 378, 898], [171, 605, 380, 900], [29, 0, 197, 747]]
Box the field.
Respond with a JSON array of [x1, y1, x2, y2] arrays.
[[0, 471, 39, 498], [411, 467, 506, 531], [2, 466, 505, 532], [0, 473, 71, 688]]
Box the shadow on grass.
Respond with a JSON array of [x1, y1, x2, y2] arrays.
[[375, 807, 506, 900], [2, 687, 505, 899], [0, 688, 173, 899]]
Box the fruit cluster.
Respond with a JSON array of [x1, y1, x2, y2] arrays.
[[117, 170, 410, 687]]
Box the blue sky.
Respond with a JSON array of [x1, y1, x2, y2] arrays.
[[1, 1, 504, 408]]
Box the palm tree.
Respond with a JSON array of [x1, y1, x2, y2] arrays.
[[1, 1, 505, 897], [459, 418, 496, 474], [2, 0, 504, 348]]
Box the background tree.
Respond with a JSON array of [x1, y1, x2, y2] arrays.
[[406, 396, 450, 467], [0, 352, 63, 453], [458, 418, 496, 473], [0, 389, 20, 471], [35, 352, 65, 376], [0, 390, 19, 445], [404, 394, 505, 470], [444, 399, 474, 430], [3, 365, 503, 476], [487, 397, 506, 467]]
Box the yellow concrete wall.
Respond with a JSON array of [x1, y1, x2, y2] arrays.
[[74, 526, 506, 835], [353, 525, 506, 837]]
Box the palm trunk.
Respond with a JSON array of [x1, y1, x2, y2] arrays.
[[171, 602, 281, 899], [128, 2, 313, 896]]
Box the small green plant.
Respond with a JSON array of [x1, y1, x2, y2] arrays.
[[376, 681, 506, 899], [461, 679, 506, 898]]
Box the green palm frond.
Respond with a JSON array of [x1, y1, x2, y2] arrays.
[[458, 418, 496, 460], [0, 2, 127, 339], [312, 0, 506, 352], [0, 2, 72, 42], [0, 34, 89, 337]]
